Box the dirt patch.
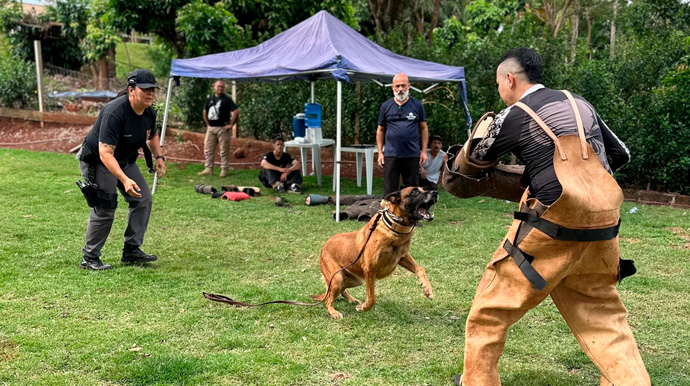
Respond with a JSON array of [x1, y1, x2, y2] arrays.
[[0, 337, 19, 362], [0, 117, 380, 180], [3, 116, 689, 205], [667, 227, 690, 249]]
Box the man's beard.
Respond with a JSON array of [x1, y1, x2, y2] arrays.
[[394, 89, 409, 102]]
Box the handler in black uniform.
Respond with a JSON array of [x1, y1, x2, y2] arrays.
[[76, 69, 166, 270]]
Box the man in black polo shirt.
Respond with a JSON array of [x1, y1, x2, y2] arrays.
[[376, 73, 429, 196], [258, 136, 302, 193], [76, 69, 166, 270], [199, 80, 240, 178]]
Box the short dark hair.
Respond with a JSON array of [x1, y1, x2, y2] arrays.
[[430, 135, 442, 143], [272, 135, 284, 143], [498, 48, 543, 84]]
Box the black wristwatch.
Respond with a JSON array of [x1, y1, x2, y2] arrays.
[[156, 155, 166, 161]]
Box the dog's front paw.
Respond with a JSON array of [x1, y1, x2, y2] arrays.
[[423, 286, 434, 300], [329, 310, 343, 319], [356, 302, 373, 312]]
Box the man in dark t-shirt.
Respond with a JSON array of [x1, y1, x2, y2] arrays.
[[76, 69, 166, 270], [199, 80, 240, 178], [258, 136, 303, 193], [376, 73, 429, 196]]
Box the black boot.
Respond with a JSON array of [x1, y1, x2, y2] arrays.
[[79, 257, 113, 270], [121, 245, 158, 264]]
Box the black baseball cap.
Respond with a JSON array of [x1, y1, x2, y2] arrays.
[[127, 69, 158, 89], [430, 135, 443, 142]]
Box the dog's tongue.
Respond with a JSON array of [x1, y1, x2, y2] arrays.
[[418, 207, 433, 220]]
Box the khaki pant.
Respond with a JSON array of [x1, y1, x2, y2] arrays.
[[203, 126, 231, 169]]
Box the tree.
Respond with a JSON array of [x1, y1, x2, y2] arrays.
[[82, 0, 120, 89], [526, 0, 578, 37], [0, 0, 89, 70], [367, 0, 409, 35], [97, 0, 356, 59], [176, 1, 243, 58]]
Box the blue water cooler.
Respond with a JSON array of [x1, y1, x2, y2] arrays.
[[292, 113, 306, 138], [304, 103, 321, 128]]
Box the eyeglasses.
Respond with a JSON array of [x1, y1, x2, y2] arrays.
[[397, 105, 402, 118]]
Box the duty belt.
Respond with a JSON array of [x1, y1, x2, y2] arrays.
[[504, 206, 621, 291]]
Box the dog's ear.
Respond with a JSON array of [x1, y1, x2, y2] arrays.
[[384, 190, 401, 204]]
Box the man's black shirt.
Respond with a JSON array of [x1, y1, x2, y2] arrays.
[[204, 94, 237, 126], [83, 95, 156, 165], [262, 151, 294, 168]]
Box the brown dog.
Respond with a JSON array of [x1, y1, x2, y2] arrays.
[[313, 186, 438, 319]]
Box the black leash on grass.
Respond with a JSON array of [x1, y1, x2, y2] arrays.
[[203, 212, 383, 308]]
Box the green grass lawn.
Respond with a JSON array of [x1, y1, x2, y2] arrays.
[[1, 148, 689, 385], [115, 42, 154, 80]]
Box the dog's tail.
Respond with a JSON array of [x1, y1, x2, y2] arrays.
[[310, 293, 327, 301]]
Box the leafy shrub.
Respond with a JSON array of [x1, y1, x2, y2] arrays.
[[0, 56, 37, 108], [175, 77, 211, 132]]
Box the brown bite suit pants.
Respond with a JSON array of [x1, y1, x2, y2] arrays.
[[462, 114, 650, 384]]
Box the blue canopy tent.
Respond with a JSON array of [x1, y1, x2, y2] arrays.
[[158, 10, 470, 220]]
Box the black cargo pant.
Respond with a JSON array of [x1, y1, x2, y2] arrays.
[[382, 156, 419, 197], [79, 160, 152, 260], [258, 169, 303, 189]]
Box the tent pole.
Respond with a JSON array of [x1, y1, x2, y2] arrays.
[[152, 76, 174, 195], [311, 81, 315, 103], [335, 80, 342, 222]]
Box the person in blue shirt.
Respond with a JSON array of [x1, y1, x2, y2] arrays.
[[376, 73, 429, 196]]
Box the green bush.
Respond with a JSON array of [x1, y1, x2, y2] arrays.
[[176, 77, 212, 132], [0, 56, 37, 109], [627, 65, 690, 194]]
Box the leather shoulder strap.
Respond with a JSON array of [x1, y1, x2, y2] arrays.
[[513, 102, 567, 161], [561, 90, 589, 159]]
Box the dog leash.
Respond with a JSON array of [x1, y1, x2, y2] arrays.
[[203, 212, 383, 308]]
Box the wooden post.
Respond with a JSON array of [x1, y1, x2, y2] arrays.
[[33, 40, 44, 128]]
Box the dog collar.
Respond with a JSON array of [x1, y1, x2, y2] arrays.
[[381, 209, 415, 234]]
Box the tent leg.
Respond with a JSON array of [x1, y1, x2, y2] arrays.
[[152, 76, 175, 195], [335, 80, 342, 222]]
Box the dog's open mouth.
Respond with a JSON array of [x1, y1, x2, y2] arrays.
[[416, 200, 436, 221]]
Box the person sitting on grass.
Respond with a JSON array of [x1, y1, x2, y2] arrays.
[[258, 136, 303, 194]]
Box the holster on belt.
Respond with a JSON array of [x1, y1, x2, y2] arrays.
[[76, 179, 100, 207]]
